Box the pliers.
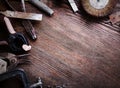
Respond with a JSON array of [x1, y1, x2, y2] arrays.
[[1, 53, 30, 71]]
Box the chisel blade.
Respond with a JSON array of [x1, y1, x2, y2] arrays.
[[1, 10, 42, 21]]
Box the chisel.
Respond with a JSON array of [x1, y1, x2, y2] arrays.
[[68, 0, 78, 13], [0, 10, 42, 21], [21, 0, 37, 40]]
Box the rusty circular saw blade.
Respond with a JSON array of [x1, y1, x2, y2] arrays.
[[81, 0, 118, 17]]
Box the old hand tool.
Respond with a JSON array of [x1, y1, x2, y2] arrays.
[[27, 0, 54, 16], [5, 53, 30, 70], [4, 17, 31, 53], [81, 0, 118, 17], [0, 58, 7, 74], [0, 10, 42, 21], [0, 53, 30, 74], [68, 0, 79, 13], [0, 69, 30, 88], [22, 20, 37, 40], [4, 0, 42, 40], [21, 0, 37, 40]]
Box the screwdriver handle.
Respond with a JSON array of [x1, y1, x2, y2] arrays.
[[22, 20, 37, 40], [29, 0, 54, 16]]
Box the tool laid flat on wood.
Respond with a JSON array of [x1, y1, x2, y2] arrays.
[[5, 53, 30, 70], [0, 10, 42, 21], [4, 17, 31, 53], [0, 53, 30, 74], [22, 20, 37, 40], [68, 0, 79, 13], [21, 0, 37, 40], [4, 0, 39, 40], [81, 0, 118, 17], [0, 69, 30, 88], [27, 0, 54, 16]]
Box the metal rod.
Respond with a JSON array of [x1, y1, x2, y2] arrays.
[[21, 0, 26, 12], [68, 0, 78, 13]]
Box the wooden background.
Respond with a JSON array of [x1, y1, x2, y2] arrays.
[[0, 0, 120, 88]]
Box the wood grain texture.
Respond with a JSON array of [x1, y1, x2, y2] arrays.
[[0, 0, 120, 88]]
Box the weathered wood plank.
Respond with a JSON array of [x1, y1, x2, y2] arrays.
[[0, 0, 120, 88]]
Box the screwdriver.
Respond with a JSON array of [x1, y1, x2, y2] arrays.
[[68, 0, 78, 13]]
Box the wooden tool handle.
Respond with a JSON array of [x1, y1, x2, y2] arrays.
[[29, 0, 54, 16], [4, 17, 16, 34], [22, 20, 37, 40]]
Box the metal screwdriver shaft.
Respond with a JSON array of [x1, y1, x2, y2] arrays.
[[68, 0, 78, 13]]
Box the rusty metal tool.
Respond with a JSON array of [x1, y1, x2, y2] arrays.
[[0, 10, 42, 21], [1, 53, 30, 71], [81, 0, 118, 17], [26, 0, 54, 16], [0, 69, 30, 88], [68, 0, 79, 13], [4, 17, 31, 53], [21, 0, 26, 12], [21, 0, 37, 40], [0, 58, 7, 74], [4, 0, 42, 40]]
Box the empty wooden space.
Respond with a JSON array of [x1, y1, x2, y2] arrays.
[[0, 0, 120, 88]]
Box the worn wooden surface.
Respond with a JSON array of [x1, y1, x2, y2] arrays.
[[0, 0, 120, 88]]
